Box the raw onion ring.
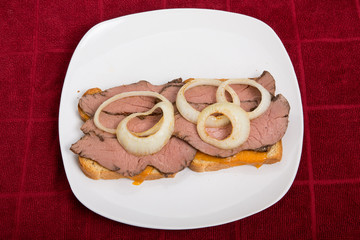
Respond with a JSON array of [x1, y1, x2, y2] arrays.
[[197, 102, 250, 149], [216, 78, 271, 119], [176, 78, 240, 127], [94, 91, 170, 134], [116, 102, 174, 156], [94, 91, 174, 156]]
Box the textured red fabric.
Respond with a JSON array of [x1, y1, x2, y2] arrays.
[[315, 183, 360, 239], [302, 41, 360, 106], [33, 52, 72, 119], [1, 0, 359, 239], [309, 108, 360, 180], [0, 1, 36, 52], [0, 54, 33, 119], [294, 0, 360, 40], [0, 122, 27, 192]]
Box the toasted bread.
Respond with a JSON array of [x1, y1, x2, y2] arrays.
[[189, 141, 282, 172], [75, 87, 283, 184], [78, 156, 174, 185]]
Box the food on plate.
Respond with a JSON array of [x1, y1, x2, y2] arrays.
[[71, 79, 196, 184], [70, 71, 290, 184], [189, 141, 282, 172]]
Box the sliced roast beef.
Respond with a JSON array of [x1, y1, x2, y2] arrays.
[[173, 94, 290, 157], [79, 79, 184, 117], [71, 132, 196, 177], [81, 115, 163, 136], [184, 71, 276, 112], [159, 80, 184, 103], [75, 112, 195, 176], [72, 71, 289, 176]]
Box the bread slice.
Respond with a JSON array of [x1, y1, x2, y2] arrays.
[[78, 156, 174, 185], [75, 87, 283, 184], [189, 141, 282, 172]]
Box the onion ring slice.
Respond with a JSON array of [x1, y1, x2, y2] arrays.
[[94, 91, 170, 134], [216, 78, 271, 119], [197, 102, 250, 149], [94, 91, 174, 156], [116, 101, 174, 156], [176, 78, 240, 127]]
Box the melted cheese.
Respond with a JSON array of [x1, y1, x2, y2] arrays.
[[130, 166, 154, 185], [194, 150, 268, 168]]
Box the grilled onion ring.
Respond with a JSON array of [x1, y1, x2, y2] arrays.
[[197, 102, 250, 149], [216, 78, 271, 119], [176, 78, 240, 127], [116, 102, 174, 156], [94, 91, 174, 156], [94, 91, 170, 134]]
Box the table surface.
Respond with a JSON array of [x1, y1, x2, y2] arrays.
[[1, 0, 359, 239]]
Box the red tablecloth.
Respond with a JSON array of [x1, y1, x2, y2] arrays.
[[1, 0, 359, 239]]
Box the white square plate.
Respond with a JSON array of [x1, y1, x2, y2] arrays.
[[59, 9, 304, 229]]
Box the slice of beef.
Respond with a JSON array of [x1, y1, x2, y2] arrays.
[[253, 71, 276, 95], [79, 71, 273, 120], [79, 79, 184, 117], [71, 132, 196, 177], [81, 115, 163, 136], [173, 94, 290, 157], [159, 80, 184, 103], [184, 71, 276, 112]]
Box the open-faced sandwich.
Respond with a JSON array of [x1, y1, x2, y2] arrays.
[[71, 71, 290, 185]]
